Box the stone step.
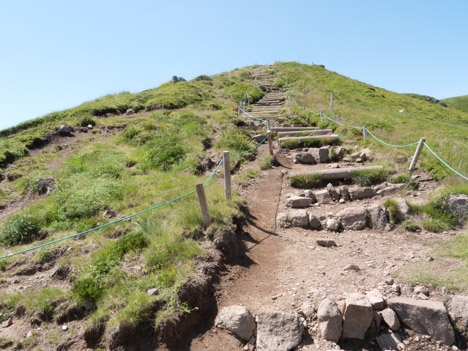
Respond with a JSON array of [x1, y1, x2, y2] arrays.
[[271, 127, 319, 132], [290, 166, 384, 180], [277, 129, 333, 136], [278, 135, 339, 144]]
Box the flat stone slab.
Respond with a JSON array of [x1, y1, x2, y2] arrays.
[[290, 166, 383, 180], [256, 309, 304, 351]]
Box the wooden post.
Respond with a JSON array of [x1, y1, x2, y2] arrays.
[[330, 92, 334, 118], [409, 138, 426, 171], [196, 184, 211, 228], [363, 126, 367, 139], [267, 131, 273, 155], [223, 151, 231, 200]]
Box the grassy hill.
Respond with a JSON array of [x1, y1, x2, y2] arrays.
[[442, 94, 468, 113], [0, 62, 467, 349]]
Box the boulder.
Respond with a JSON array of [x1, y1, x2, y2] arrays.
[[304, 190, 317, 203], [395, 198, 410, 221], [310, 148, 330, 163], [387, 297, 455, 345], [317, 298, 342, 342], [326, 183, 340, 201], [125, 108, 134, 115], [288, 210, 309, 228], [308, 213, 321, 230], [256, 309, 303, 351], [294, 152, 316, 164], [449, 295, 468, 338], [342, 293, 373, 340], [57, 124, 73, 136], [367, 289, 386, 310], [376, 333, 405, 351], [316, 238, 336, 247], [367, 204, 389, 231], [446, 194, 468, 225], [286, 195, 312, 208], [326, 218, 340, 232], [215, 305, 256, 341], [349, 187, 375, 200], [336, 207, 367, 230], [315, 190, 332, 204], [340, 186, 351, 201], [380, 308, 400, 331]]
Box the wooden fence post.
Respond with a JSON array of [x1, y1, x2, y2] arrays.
[[267, 131, 273, 155], [196, 184, 211, 228], [330, 92, 334, 118], [409, 138, 426, 171], [224, 151, 231, 200]]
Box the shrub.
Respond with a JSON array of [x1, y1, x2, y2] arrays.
[[78, 116, 96, 127], [290, 174, 323, 188], [422, 218, 452, 233], [1, 213, 40, 245], [143, 137, 185, 171], [402, 219, 420, 232], [215, 129, 253, 153], [350, 169, 387, 186]]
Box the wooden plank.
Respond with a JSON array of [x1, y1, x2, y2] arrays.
[[277, 129, 333, 136], [278, 134, 339, 143], [271, 127, 319, 132], [196, 184, 211, 228], [290, 166, 383, 180]]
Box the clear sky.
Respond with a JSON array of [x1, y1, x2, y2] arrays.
[[0, 0, 467, 130]]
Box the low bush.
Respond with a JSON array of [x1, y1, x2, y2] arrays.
[[350, 169, 387, 186], [290, 174, 323, 188], [215, 129, 253, 153], [78, 116, 96, 127], [1, 213, 40, 245], [402, 219, 420, 232]]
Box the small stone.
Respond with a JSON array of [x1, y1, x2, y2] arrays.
[[308, 213, 322, 230], [26, 330, 33, 338], [147, 288, 160, 296], [367, 289, 386, 310], [1, 317, 12, 328], [316, 238, 337, 247], [392, 284, 401, 294], [326, 218, 340, 232], [414, 286, 429, 296], [215, 305, 256, 341], [62, 325, 68, 331], [343, 264, 360, 271], [385, 277, 394, 285], [381, 308, 401, 331]]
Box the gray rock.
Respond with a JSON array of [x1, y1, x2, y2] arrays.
[[326, 183, 340, 201], [300, 302, 315, 320], [376, 332, 405, 351], [368, 204, 389, 231], [177, 76, 186, 82], [387, 297, 455, 345], [349, 187, 376, 200], [333, 146, 346, 158], [1, 317, 12, 328], [215, 305, 256, 341], [125, 108, 134, 115], [343, 156, 352, 162], [316, 238, 336, 247], [35, 177, 56, 195], [147, 288, 159, 296], [308, 213, 321, 230], [343, 264, 360, 271], [26, 330, 33, 338], [311, 147, 330, 163], [172, 76, 179, 83], [317, 298, 343, 342], [256, 309, 303, 351], [395, 198, 410, 221], [373, 309, 383, 330], [342, 293, 373, 340], [413, 286, 429, 296], [304, 190, 317, 203], [288, 210, 309, 228], [446, 194, 468, 225], [253, 134, 266, 142], [286, 195, 312, 208], [449, 295, 468, 339], [367, 289, 386, 310], [294, 152, 316, 164], [315, 190, 332, 204], [326, 218, 340, 232], [277, 213, 289, 227], [57, 124, 73, 136], [196, 75, 213, 81], [336, 207, 367, 230], [376, 184, 406, 196], [381, 308, 400, 331], [340, 186, 351, 201]]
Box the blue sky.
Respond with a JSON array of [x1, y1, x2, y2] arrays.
[[0, 0, 467, 130]]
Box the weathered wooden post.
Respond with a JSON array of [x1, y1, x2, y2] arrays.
[[409, 138, 426, 171], [224, 151, 231, 200], [195, 184, 211, 228], [267, 131, 273, 155], [330, 92, 334, 118]]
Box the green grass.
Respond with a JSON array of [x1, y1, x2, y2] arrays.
[[442, 95, 468, 114], [350, 169, 387, 186], [289, 174, 323, 188], [236, 169, 259, 186], [279, 137, 339, 149]]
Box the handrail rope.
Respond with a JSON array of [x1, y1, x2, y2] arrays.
[[423, 143, 468, 181], [239, 107, 268, 122], [203, 157, 225, 187], [365, 128, 419, 148], [231, 134, 268, 156]]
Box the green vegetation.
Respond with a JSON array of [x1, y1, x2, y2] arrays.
[[442, 94, 468, 113], [350, 168, 387, 186], [402, 219, 420, 232], [289, 174, 323, 188], [279, 136, 339, 149], [383, 198, 399, 224], [259, 154, 273, 170], [1, 213, 40, 245], [236, 169, 259, 186]]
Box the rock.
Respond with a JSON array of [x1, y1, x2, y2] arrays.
[[62, 325, 69, 331], [376, 184, 406, 196], [316, 238, 336, 247], [395, 198, 410, 221], [125, 108, 134, 115], [103, 207, 118, 218], [26, 330, 33, 338], [253, 134, 266, 143], [340, 186, 351, 201], [376, 332, 405, 351], [385, 277, 394, 285], [256, 309, 303, 351], [87, 124, 94, 129], [172, 76, 179, 83], [177, 76, 186, 82], [367, 289, 386, 310], [310, 147, 330, 163], [373, 309, 383, 330], [317, 298, 342, 342], [381, 308, 400, 331], [304, 190, 317, 203], [413, 286, 429, 296], [359, 152, 368, 161], [446, 194, 468, 225], [387, 297, 455, 345], [336, 207, 367, 230], [396, 155, 408, 164], [294, 152, 316, 164], [326, 218, 340, 232], [1, 317, 12, 328], [288, 210, 309, 228], [57, 124, 73, 136], [392, 284, 401, 295], [333, 146, 346, 158], [147, 288, 159, 296], [308, 213, 321, 230], [196, 75, 213, 81], [315, 190, 332, 204], [35, 177, 56, 195], [326, 183, 340, 201], [215, 306, 256, 341], [342, 293, 373, 340], [368, 204, 389, 231], [286, 196, 312, 208], [277, 213, 289, 228], [349, 187, 376, 200], [343, 264, 360, 271], [343, 156, 352, 162], [449, 295, 468, 339], [356, 157, 363, 163]]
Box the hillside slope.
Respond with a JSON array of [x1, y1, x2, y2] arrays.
[[442, 94, 468, 113]]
